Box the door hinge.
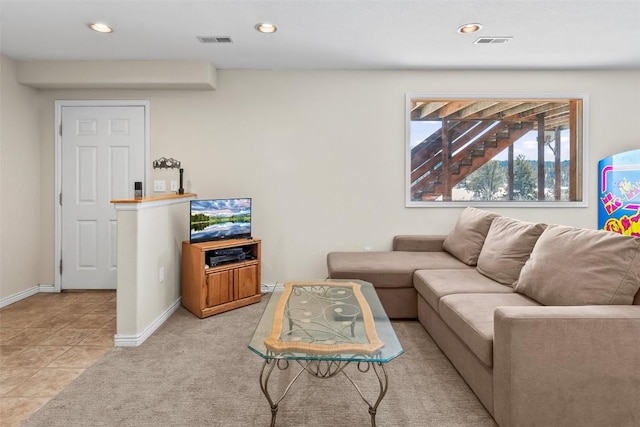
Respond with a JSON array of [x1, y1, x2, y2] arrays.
[[59, 123, 62, 136], [59, 193, 62, 205], [59, 259, 63, 274]]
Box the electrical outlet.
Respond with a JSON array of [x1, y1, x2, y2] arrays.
[[364, 246, 372, 252], [159, 267, 165, 283], [154, 180, 166, 192], [170, 180, 178, 192]]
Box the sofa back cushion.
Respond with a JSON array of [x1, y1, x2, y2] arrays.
[[443, 207, 499, 266], [476, 216, 546, 285], [515, 225, 640, 305]]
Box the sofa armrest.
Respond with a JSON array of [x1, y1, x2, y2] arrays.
[[493, 305, 640, 427], [392, 235, 447, 252]]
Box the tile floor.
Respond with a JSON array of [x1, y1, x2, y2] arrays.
[[0, 291, 116, 427]]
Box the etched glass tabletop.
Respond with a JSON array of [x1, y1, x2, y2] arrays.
[[248, 280, 404, 362], [248, 280, 404, 427]]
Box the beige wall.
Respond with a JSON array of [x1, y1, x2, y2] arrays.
[[0, 55, 41, 301], [114, 199, 189, 343], [12, 68, 640, 289]]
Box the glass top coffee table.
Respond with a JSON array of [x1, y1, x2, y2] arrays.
[[248, 280, 404, 427]]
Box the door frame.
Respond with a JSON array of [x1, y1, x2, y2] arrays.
[[54, 100, 151, 292]]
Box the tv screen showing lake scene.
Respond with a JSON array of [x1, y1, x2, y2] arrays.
[[190, 198, 252, 243]]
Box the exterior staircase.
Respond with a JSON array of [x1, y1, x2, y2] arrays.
[[410, 120, 534, 200]]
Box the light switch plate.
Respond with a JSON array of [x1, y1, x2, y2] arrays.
[[170, 180, 178, 192], [154, 180, 166, 192]]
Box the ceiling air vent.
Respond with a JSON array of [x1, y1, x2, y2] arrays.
[[197, 36, 233, 44], [474, 37, 513, 44]]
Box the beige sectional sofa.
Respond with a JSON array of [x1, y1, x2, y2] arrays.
[[327, 207, 640, 427]]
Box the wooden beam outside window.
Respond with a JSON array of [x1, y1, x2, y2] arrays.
[[537, 113, 546, 200], [508, 144, 514, 200], [555, 128, 562, 200], [569, 101, 578, 201], [441, 120, 452, 201]]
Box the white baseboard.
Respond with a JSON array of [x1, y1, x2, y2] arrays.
[[113, 298, 182, 347], [38, 284, 57, 293], [0, 285, 40, 308], [260, 282, 279, 293], [0, 284, 60, 309]]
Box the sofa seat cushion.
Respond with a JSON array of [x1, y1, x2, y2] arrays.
[[327, 251, 470, 288], [414, 269, 514, 314], [439, 293, 540, 367]]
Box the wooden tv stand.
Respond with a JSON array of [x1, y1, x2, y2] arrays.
[[181, 238, 261, 318]]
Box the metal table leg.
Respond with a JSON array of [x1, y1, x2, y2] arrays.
[[259, 358, 308, 427], [258, 358, 389, 427], [341, 362, 388, 427]]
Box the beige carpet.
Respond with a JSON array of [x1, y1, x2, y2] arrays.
[[23, 295, 496, 426]]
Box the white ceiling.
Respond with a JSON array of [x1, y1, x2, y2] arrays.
[[1, 0, 639, 70]]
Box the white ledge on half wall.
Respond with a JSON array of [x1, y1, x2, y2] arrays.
[[16, 60, 217, 90], [112, 193, 198, 211]]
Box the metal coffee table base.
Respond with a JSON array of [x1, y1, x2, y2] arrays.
[[259, 357, 389, 427]]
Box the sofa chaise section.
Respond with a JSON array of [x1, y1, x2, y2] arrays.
[[327, 237, 470, 318]]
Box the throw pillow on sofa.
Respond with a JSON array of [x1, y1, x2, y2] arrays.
[[443, 207, 500, 266], [476, 216, 546, 286], [514, 224, 640, 305]]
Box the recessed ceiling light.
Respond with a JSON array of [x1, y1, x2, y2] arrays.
[[457, 23, 482, 34], [89, 22, 113, 33], [255, 23, 277, 34]]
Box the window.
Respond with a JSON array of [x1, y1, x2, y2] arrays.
[[406, 95, 586, 206]]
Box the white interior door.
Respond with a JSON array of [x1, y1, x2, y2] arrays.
[[61, 105, 145, 290]]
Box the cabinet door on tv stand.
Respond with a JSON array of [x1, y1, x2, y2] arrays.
[[206, 270, 234, 307], [235, 265, 259, 300]]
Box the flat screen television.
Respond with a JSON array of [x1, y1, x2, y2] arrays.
[[190, 198, 252, 243]]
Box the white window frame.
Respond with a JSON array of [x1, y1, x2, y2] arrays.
[[405, 93, 589, 208]]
